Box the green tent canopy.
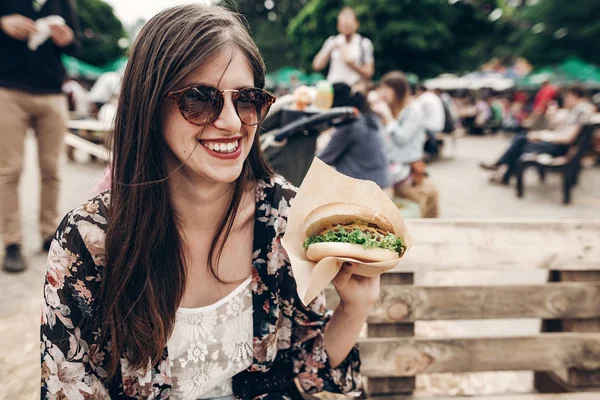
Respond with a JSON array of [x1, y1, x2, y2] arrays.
[[516, 67, 561, 88], [102, 57, 128, 73], [517, 58, 600, 89], [62, 55, 128, 81], [266, 67, 325, 88], [557, 57, 600, 86]]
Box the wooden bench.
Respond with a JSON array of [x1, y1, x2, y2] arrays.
[[65, 119, 112, 162], [325, 219, 600, 399]]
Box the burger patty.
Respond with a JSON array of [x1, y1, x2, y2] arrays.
[[318, 222, 389, 240]]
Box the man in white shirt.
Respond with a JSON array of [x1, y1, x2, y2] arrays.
[[88, 70, 121, 109], [416, 85, 445, 133], [312, 7, 374, 88]]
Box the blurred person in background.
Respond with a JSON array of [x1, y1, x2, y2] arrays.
[[435, 88, 459, 130], [0, 0, 80, 272], [415, 85, 446, 159], [370, 71, 439, 218], [416, 84, 445, 134], [318, 83, 390, 190], [480, 86, 594, 184], [524, 80, 557, 130], [312, 7, 374, 88], [88, 69, 122, 114], [62, 76, 90, 119], [471, 91, 492, 135]]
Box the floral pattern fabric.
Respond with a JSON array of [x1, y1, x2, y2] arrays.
[[41, 175, 361, 399]]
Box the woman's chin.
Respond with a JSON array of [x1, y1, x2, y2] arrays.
[[197, 163, 245, 185]]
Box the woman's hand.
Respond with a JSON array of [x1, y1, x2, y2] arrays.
[[332, 262, 380, 315], [368, 92, 395, 124]]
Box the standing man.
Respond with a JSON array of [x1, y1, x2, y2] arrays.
[[0, 0, 80, 272], [312, 7, 374, 89]]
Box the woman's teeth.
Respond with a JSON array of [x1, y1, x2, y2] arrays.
[[201, 140, 239, 153]]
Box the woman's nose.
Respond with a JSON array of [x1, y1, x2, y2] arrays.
[[212, 94, 242, 133]]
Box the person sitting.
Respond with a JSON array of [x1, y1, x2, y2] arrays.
[[369, 71, 440, 218], [480, 85, 595, 184], [317, 83, 391, 190], [415, 84, 446, 159]]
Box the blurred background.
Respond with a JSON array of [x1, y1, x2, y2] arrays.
[[1, 0, 599, 399]]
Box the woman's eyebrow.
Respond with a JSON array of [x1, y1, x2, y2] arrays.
[[181, 82, 254, 90]]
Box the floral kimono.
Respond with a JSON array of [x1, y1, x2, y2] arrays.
[[41, 175, 361, 399]]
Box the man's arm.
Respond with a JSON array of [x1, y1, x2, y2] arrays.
[[542, 125, 581, 145], [58, 0, 81, 55], [313, 37, 335, 72], [345, 38, 374, 80], [345, 61, 374, 81]]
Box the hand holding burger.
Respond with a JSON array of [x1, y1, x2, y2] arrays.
[[302, 202, 406, 312], [303, 202, 406, 263]]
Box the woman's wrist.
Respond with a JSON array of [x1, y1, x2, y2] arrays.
[[337, 299, 373, 320]]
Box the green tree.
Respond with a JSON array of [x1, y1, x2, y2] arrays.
[[232, 0, 310, 71], [511, 0, 600, 67], [288, 0, 502, 78], [76, 0, 126, 66]]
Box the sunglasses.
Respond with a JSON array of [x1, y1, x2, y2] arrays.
[[167, 85, 276, 127]]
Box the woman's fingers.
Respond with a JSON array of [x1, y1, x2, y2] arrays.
[[332, 262, 356, 287]]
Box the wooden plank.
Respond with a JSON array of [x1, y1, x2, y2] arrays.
[[389, 220, 600, 272], [359, 333, 600, 377], [366, 378, 414, 396], [366, 272, 415, 396], [535, 271, 571, 393], [64, 132, 111, 161], [370, 393, 600, 400], [561, 271, 600, 389], [67, 119, 112, 132], [326, 283, 600, 322]]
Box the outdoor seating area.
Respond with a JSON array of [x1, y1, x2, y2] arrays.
[[2, 0, 600, 399]]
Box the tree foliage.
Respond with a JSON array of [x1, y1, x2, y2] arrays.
[[288, 0, 501, 78], [511, 0, 600, 67], [232, 0, 310, 71], [76, 0, 126, 66]]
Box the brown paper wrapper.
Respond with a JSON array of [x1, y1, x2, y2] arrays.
[[281, 158, 412, 306]]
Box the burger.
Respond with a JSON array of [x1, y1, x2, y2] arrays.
[[302, 203, 407, 263]]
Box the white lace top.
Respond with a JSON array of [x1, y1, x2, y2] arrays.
[[167, 277, 253, 399]]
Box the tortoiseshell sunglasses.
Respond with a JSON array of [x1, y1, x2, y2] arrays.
[[167, 84, 276, 127]]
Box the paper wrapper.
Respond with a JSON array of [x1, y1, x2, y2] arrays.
[[28, 16, 65, 51], [282, 158, 412, 306]]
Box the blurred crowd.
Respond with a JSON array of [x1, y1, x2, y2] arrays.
[[3, 2, 599, 273]]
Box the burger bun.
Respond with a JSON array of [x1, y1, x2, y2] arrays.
[[304, 203, 394, 238], [306, 242, 399, 263]]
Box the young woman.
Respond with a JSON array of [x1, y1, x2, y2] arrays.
[[41, 5, 375, 399], [370, 71, 439, 218]]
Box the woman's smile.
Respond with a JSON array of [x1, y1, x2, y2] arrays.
[[199, 137, 243, 159]]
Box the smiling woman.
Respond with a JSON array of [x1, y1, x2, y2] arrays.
[[40, 4, 367, 400]]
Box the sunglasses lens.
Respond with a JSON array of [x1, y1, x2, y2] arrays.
[[180, 87, 221, 125], [236, 89, 273, 126]]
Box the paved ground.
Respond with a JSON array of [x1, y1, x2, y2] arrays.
[[0, 133, 599, 399]]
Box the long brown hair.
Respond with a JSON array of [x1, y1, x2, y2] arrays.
[[381, 71, 412, 114], [100, 4, 273, 379]]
